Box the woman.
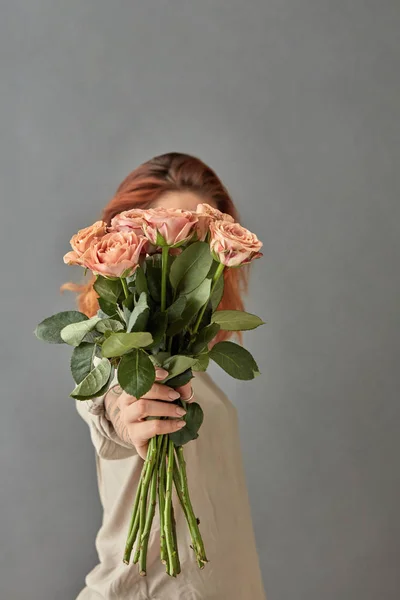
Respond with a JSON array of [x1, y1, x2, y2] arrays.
[[63, 152, 267, 600]]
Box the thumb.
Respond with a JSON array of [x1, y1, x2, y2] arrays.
[[135, 440, 149, 460]]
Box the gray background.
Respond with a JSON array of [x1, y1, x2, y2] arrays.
[[1, 1, 399, 599]]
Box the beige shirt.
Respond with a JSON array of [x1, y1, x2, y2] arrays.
[[75, 369, 267, 600]]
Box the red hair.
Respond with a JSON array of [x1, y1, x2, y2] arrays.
[[61, 152, 251, 343]]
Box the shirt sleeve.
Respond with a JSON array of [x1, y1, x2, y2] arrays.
[[75, 360, 138, 461]]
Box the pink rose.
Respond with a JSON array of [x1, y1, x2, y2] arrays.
[[110, 209, 146, 236], [209, 220, 263, 267], [79, 230, 147, 278], [110, 209, 157, 254], [196, 203, 234, 222], [63, 220, 107, 266], [195, 203, 235, 241], [141, 207, 198, 247]]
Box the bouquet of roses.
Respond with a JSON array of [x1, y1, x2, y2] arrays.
[[34, 204, 264, 578]]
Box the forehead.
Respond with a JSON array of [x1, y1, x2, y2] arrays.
[[151, 191, 217, 211]]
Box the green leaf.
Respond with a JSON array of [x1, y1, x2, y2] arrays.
[[133, 265, 148, 296], [73, 366, 115, 400], [70, 342, 97, 384], [166, 368, 194, 388], [169, 241, 213, 294], [149, 352, 171, 367], [34, 311, 88, 344], [60, 316, 102, 346], [166, 296, 187, 323], [127, 292, 149, 332], [94, 344, 103, 359], [165, 318, 185, 338], [97, 307, 112, 320], [211, 310, 265, 331], [182, 278, 211, 320], [147, 312, 167, 349], [210, 341, 260, 380], [121, 295, 135, 326], [191, 323, 220, 354], [162, 355, 198, 380], [146, 256, 162, 302], [169, 402, 204, 446], [95, 318, 125, 334], [206, 260, 220, 280], [197, 305, 213, 331], [98, 297, 119, 317], [93, 275, 123, 304], [166, 279, 211, 336], [117, 349, 155, 398], [101, 332, 153, 358], [123, 294, 135, 311], [210, 274, 224, 311], [70, 357, 112, 398], [83, 330, 103, 344], [191, 353, 210, 372]]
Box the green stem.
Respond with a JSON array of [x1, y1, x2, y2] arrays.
[[173, 453, 203, 569], [192, 262, 225, 334], [161, 246, 169, 312], [175, 445, 208, 567], [123, 478, 143, 564], [121, 277, 129, 299], [164, 438, 178, 576], [133, 437, 158, 564], [166, 289, 177, 353], [171, 498, 181, 574], [158, 434, 169, 566], [139, 435, 162, 576]]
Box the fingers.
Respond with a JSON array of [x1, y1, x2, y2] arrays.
[[131, 417, 187, 444], [120, 383, 181, 407], [124, 398, 186, 422], [117, 368, 195, 418], [143, 382, 181, 401], [176, 381, 195, 402], [128, 417, 187, 459], [155, 367, 169, 381]]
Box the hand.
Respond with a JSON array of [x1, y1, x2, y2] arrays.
[[104, 368, 195, 460]]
